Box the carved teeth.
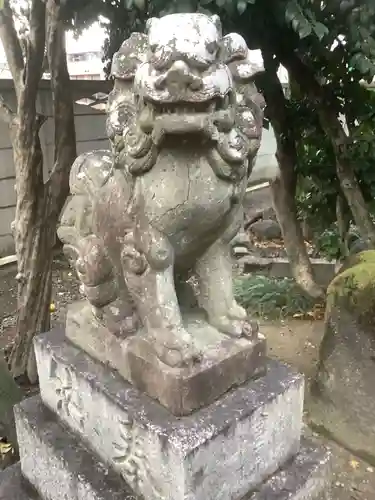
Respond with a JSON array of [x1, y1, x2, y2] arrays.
[[147, 100, 220, 115]]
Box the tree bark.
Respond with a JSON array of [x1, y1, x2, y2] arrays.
[[3, 0, 47, 382], [4, 0, 76, 381], [321, 113, 375, 246], [271, 151, 324, 298], [336, 192, 351, 257], [0, 1, 24, 97], [260, 52, 324, 298], [45, 0, 77, 209]]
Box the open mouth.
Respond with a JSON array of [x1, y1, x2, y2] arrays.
[[140, 92, 232, 116]]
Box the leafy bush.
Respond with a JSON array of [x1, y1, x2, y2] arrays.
[[313, 228, 342, 261], [234, 275, 320, 318]]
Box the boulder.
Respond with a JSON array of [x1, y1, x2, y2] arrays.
[[231, 230, 251, 249], [308, 250, 375, 464], [250, 219, 282, 240]]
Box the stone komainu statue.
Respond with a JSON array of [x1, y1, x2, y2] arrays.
[[58, 13, 265, 368]]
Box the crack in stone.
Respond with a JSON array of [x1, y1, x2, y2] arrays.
[[150, 164, 192, 226]]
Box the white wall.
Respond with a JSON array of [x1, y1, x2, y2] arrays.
[[0, 79, 111, 257], [249, 125, 279, 185]]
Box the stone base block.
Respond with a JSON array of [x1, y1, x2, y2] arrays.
[[66, 302, 267, 415], [14, 397, 136, 500], [247, 442, 332, 500], [34, 329, 304, 500], [2, 400, 331, 500]]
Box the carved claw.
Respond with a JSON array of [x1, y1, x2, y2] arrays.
[[228, 301, 247, 321], [211, 301, 259, 340], [150, 328, 202, 368], [210, 316, 244, 338]]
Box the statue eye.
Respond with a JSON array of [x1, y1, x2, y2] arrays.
[[206, 41, 218, 55]]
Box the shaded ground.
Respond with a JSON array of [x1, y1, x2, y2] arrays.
[[262, 319, 375, 500], [0, 257, 374, 498], [0, 254, 80, 353]]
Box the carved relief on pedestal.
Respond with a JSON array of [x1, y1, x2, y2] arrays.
[[49, 357, 85, 429], [112, 417, 163, 499]]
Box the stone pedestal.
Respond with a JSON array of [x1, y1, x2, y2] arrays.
[[0, 328, 331, 500], [66, 302, 267, 415]]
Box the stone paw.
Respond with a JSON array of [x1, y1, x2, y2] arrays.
[[210, 307, 259, 340], [151, 328, 202, 368], [210, 315, 244, 337], [241, 318, 259, 339], [228, 301, 247, 321]]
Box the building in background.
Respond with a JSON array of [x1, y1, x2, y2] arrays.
[[65, 24, 105, 80], [0, 23, 106, 80], [67, 50, 104, 80]]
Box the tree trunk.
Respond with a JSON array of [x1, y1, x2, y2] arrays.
[[9, 113, 54, 381], [337, 158, 375, 244], [271, 149, 324, 299], [336, 192, 351, 258], [7, 0, 48, 381], [260, 52, 324, 298], [8, 0, 76, 381], [280, 52, 375, 246], [319, 109, 375, 245], [45, 0, 77, 209]]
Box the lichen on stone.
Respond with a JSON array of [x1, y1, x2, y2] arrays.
[[326, 250, 375, 330]]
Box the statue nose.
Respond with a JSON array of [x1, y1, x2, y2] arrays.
[[155, 60, 203, 91]]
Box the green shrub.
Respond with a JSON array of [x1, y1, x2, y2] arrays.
[[314, 227, 342, 261], [234, 274, 319, 318]]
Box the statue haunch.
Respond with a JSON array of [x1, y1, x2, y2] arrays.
[[58, 13, 265, 368]]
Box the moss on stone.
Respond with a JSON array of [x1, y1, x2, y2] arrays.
[[326, 250, 375, 331]]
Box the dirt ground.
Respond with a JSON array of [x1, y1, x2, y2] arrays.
[[1, 257, 375, 498]]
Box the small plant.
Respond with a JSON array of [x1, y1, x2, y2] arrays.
[[234, 274, 321, 318], [314, 228, 342, 261]]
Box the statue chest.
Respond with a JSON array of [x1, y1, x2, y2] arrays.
[[139, 149, 242, 236]]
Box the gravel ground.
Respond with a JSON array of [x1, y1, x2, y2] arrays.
[[0, 255, 375, 498]]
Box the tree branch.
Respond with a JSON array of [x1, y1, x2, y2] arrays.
[[0, 0, 24, 98], [22, 0, 46, 102], [45, 0, 77, 211], [0, 93, 15, 125]]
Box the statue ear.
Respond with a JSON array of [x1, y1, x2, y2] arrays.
[[222, 33, 248, 63], [210, 14, 222, 37], [146, 17, 159, 34]]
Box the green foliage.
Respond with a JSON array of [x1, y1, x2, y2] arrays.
[[99, 0, 375, 87], [295, 85, 375, 235], [234, 275, 318, 318], [314, 228, 342, 261]]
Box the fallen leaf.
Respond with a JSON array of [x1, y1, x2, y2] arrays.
[[50, 303, 56, 313], [0, 442, 13, 455], [350, 459, 360, 470]]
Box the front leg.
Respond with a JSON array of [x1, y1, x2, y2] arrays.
[[196, 234, 258, 339], [122, 227, 201, 367]]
